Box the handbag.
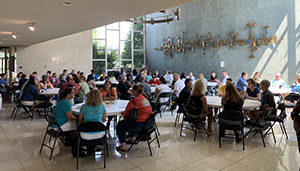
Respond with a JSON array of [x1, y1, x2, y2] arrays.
[[123, 99, 139, 125]]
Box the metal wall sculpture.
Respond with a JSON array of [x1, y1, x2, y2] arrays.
[[154, 20, 283, 59]]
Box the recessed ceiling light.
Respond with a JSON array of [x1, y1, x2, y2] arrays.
[[60, 2, 74, 7], [12, 33, 19, 39], [29, 22, 36, 31]]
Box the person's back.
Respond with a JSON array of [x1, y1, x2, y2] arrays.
[[189, 95, 204, 113], [138, 82, 151, 96], [117, 81, 129, 99]]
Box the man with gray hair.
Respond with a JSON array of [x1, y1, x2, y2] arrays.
[[249, 79, 276, 119], [117, 75, 133, 100], [138, 75, 151, 96]]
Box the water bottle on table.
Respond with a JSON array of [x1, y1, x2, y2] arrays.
[[212, 89, 215, 96], [83, 94, 86, 103]]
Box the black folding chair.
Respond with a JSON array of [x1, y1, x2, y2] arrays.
[[10, 91, 32, 121], [127, 112, 160, 156], [155, 92, 172, 118], [33, 94, 53, 118], [284, 93, 300, 109], [244, 108, 275, 147], [39, 115, 74, 160], [219, 110, 245, 150], [76, 122, 108, 170], [264, 103, 288, 139], [180, 104, 209, 141], [174, 107, 183, 127]]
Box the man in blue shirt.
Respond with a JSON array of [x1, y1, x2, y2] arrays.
[[134, 69, 144, 83], [236, 72, 248, 91], [0, 73, 8, 93]]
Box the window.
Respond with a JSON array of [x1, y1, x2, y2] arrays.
[[92, 17, 145, 78]]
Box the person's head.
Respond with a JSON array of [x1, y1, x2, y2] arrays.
[[185, 78, 193, 89], [104, 80, 112, 90], [159, 76, 166, 84], [253, 72, 261, 79], [63, 69, 68, 74], [126, 74, 132, 80], [225, 78, 232, 85], [180, 72, 186, 79], [155, 70, 159, 75], [42, 75, 49, 84], [188, 72, 193, 77], [59, 87, 75, 100], [260, 79, 270, 91], [152, 75, 157, 81], [296, 74, 300, 83], [140, 69, 145, 74], [79, 76, 86, 82], [80, 72, 84, 76], [211, 71, 216, 78], [222, 70, 228, 77], [139, 75, 146, 82], [103, 72, 106, 77], [119, 75, 126, 82], [247, 78, 256, 88], [17, 72, 23, 78], [167, 70, 171, 75], [122, 69, 126, 73], [132, 84, 144, 96], [198, 73, 204, 79], [133, 69, 138, 76], [173, 73, 179, 81], [86, 89, 103, 106], [91, 69, 95, 74], [21, 74, 26, 79], [71, 69, 75, 74], [32, 71, 38, 75], [86, 75, 94, 82], [275, 73, 281, 81], [77, 71, 80, 75], [66, 75, 73, 83], [191, 79, 205, 96], [223, 83, 244, 105], [52, 73, 57, 78], [241, 72, 248, 79], [46, 71, 51, 76], [148, 71, 152, 76], [1, 73, 7, 79], [72, 74, 78, 83]]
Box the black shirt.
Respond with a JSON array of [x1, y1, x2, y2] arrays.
[[246, 87, 260, 97], [177, 87, 190, 107], [261, 89, 276, 114], [117, 81, 129, 100], [189, 95, 204, 113], [223, 100, 244, 111], [99, 76, 109, 81]]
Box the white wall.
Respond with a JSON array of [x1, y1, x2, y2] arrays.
[[17, 30, 92, 77]]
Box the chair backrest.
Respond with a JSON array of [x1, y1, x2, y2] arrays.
[[44, 114, 63, 131], [78, 122, 106, 133], [277, 103, 287, 120], [285, 93, 300, 101], [259, 107, 273, 119], [141, 112, 157, 130], [219, 110, 243, 121], [182, 104, 200, 119], [158, 92, 171, 99], [34, 94, 49, 101]]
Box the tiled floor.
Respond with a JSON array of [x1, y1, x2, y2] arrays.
[[0, 99, 300, 171]]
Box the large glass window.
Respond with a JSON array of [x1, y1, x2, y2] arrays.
[[92, 17, 145, 77]]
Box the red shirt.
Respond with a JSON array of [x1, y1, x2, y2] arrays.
[[147, 79, 160, 86], [59, 82, 79, 94], [123, 94, 152, 122]]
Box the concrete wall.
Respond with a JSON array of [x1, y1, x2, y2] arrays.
[[146, 0, 300, 85], [17, 30, 92, 77]]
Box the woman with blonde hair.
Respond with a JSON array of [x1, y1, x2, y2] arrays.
[[189, 79, 213, 133], [221, 83, 244, 142], [253, 72, 262, 86], [38, 75, 53, 90], [78, 89, 107, 139], [116, 84, 153, 152]]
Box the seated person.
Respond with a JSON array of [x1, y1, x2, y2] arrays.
[[137, 75, 151, 97], [249, 79, 276, 119], [78, 90, 107, 139], [126, 74, 135, 88], [0, 73, 9, 93], [236, 72, 248, 91], [99, 72, 109, 81], [221, 83, 244, 142], [78, 76, 90, 99], [208, 71, 219, 82], [100, 81, 117, 129], [20, 76, 41, 112], [147, 75, 160, 86], [116, 84, 153, 151], [53, 87, 78, 131], [14, 72, 23, 83], [153, 77, 170, 103], [59, 75, 79, 94], [51, 73, 60, 88], [38, 75, 54, 90], [145, 72, 152, 82], [271, 73, 286, 88], [46, 71, 53, 83], [186, 72, 196, 83], [189, 79, 213, 133], [291, 75, 300, 93], [177, 78, 193, 109], [18, 74, 28, 90], [244, 78, 261, 100], [117, 75, 133, 100], [218, 78, 232, 95], [86, 75, 97, 89]]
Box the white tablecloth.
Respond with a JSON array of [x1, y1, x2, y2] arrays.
[[40, 88, 60, 95], [207, 82, 218, 87], [206, 96, 261, 109], [269, 87, 291, 94], [95, 81, 118, 85], [72, 100, 129, 116]]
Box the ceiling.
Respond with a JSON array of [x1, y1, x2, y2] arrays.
[[0, 0, 197, 47]]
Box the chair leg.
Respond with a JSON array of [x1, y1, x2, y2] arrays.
[[39, 129, 48, 154], [242, 128, 245, 151], [271, 127, 276, 143], [11, 107, 16, 118], [104, 139, 106, 168], [264, 122, 276, 137], [281, 122, 289, 140], [194, 125, 197, 141], [13, 107, 19, 121], [202, 122, 209, 137], [49, 136, 58, 160], [154, 123, 160, 136], [219, 126, 221, 148], [146, 136, 152, 156], [76, 137, 80, 170], [259, 129, 266, 147], [180, 119, 184, 136], [154, 129, 160, 148]]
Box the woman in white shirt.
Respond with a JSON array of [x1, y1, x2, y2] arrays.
[[14, 72, 23, 83], [154, 77, 170, 103]]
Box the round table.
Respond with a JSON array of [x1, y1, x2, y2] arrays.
[[206, 96, 261, 109], [269, 87, 291, 94], [72, 100, 129, 116], [40, 88, 60, 96]]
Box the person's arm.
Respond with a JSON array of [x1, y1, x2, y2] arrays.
[[110, 88, 117, 100], [78, 113, 83, 123], [201, 96, 208, 113], [256, 93, 261, 101], [154, 88, 159, 97], [102, 112, 107, 122], [66, 111, 78, 121], [48, 82, 54, 89]]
